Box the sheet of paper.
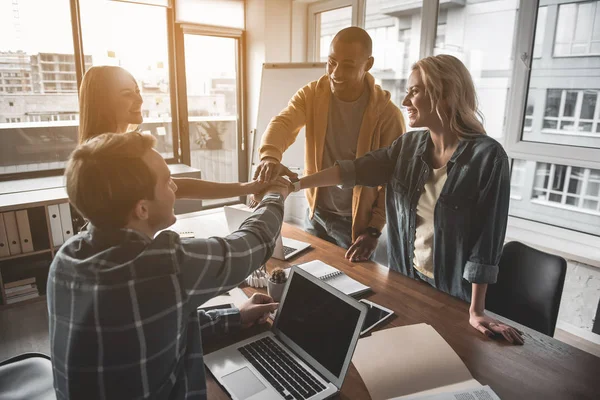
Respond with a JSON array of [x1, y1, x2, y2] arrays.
[[394, 385, 501, 400], [200, 287, 249, 309], [352, 323, 476, 400], [392, 380, 482, 399]]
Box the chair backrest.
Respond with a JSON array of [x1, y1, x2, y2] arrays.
[[0, 353, 55, 400], [486, 241, 567, 337]]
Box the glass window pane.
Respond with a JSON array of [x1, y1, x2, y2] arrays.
[[563, 91, 578, 117], [555, 4, 576, 46], [524, 4, 600, 149], [574, 3, 594, 43], [549, 193, 562, 203], [568, 177, 583, 195], [554, 43, 571, 56], [571, 43, 588, 55], [80, 0, 173, 159], [580, 122, 593, 132], [318, 6, 352, 62], [583, 199, 599, 210], [534, 163, 551, 188], [365, 0, 424, 119], [587, 180, 600, 197], [434, 0, 517, 139], [595, 3, 600, 41], [543, 119, 558, 129], [545, 90, 561, 117], [566, 196, 578, 206], [533, 7, 547, 58], [581, 91, 597, 119], [552, 165, 567, 191], [532, 188, 547, 200], [560, 120, 576, 131], [183, 34, 239, 206], [511, 160, 600, 236], [0, 0, 77, 176]]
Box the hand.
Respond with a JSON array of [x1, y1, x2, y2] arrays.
[[248, 177, 293, 207], [254, 158, 298, 183], [239, 293, 279, 328], [244, 176, 290, 196], [469, 311, 524, 345], [345, 233, 378, 262]]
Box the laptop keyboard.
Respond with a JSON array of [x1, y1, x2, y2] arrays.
[[282, 245, 297, 256], [238, 336, 327, 400]]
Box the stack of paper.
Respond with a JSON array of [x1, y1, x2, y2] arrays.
[[352, 323, 500, 400]]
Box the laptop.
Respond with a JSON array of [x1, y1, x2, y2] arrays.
[[224, 205, 311, 260], [205, 266, 368, 400]]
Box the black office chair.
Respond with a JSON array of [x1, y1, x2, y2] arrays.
[[486, 241, 567, 337], [0, 353, 56, 400]]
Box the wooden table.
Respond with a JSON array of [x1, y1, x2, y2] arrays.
[[204, 224, 600, 400]]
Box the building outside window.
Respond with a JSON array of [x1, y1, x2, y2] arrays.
[[309, 0, 600, 237], [554, 1, 600, 57]]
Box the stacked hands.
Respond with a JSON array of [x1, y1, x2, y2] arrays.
[[249, 158, 378, 263]]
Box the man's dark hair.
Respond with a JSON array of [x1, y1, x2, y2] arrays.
[[331, 27, 373, 57]]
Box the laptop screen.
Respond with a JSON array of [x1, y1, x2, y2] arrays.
[[274, 271, 362, 378]]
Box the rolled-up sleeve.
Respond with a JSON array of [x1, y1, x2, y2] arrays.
[[199, 307, 242, 338], [463, 156, 510, 284]]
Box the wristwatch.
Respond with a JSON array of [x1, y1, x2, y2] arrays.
[[291, 177, 302, 192], [365, 227, 381, 238]]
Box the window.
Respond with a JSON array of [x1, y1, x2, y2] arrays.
[[510, 159, 527, 200], [181, 32, 242, 207], [509, 160, 600, 236], [554, 1, 600, 57], [365, 0, 424, 112], [532, 163, 600, 213], [79, 0, 174, 160], [533, 6, 547, 59], [541, 89, 599, 136], [0, 0, 78, 176], [434, 0, 519, 140], [317, 6, 353, 62]]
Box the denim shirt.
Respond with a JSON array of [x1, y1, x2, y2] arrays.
[[337, 130, 510, 302]]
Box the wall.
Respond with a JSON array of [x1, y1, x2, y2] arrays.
[[557, 261, 600, 343], [246, 0, 309, 223]]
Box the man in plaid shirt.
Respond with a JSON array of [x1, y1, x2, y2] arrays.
[[48, 132, 292, 399]]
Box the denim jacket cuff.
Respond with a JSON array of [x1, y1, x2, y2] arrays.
[[335, 160, 356, 189], [463, 261, 499, 284]]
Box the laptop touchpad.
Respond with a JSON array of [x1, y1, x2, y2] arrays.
[[222, 367, 267, 399]]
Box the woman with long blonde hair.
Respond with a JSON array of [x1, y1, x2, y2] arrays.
[[279, 55, 523, 344], [79, 65, 288, 200]]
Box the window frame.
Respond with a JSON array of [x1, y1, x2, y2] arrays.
[[174, 23, 248, 209], [306, 0, 600, 252], [0, 0, 180, 181], [553, 0, 600, 57], [505, 0, 600, 171], [307, 0, 363, 62]]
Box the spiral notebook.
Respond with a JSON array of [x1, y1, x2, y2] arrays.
[[293, 260, 371, 297]]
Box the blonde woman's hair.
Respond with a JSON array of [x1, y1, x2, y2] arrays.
[[78, 66, 138, 143], [66, 132, 157, 229], [412, 54, 485, 138]]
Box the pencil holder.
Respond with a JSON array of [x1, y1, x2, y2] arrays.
[[267, 268, 287, 302]]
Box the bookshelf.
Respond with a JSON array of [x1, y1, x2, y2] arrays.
[[0, 164, 201, 309]]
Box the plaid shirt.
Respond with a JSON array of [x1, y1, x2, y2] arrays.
[[47, 194, 284, 400]]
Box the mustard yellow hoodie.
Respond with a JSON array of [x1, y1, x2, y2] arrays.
[[259, 72, 406, 241]]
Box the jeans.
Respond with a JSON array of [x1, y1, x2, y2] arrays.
[[304, 208, 353, 249]]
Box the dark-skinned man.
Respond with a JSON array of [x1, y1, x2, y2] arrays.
[[254, 27, 405, 262]]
